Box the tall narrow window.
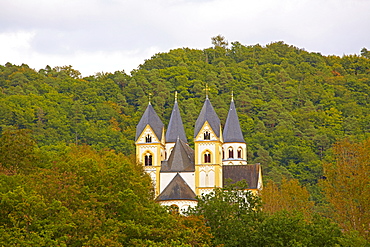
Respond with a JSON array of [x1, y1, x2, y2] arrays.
[[204, 152, 211, 163], [204, 131, 210, 140], [237, 148, 242, 159], [145, 153, 153, 166], [145, 134, 152, 143], [228, 147, 234, 159], [222, 148, 225, 160]]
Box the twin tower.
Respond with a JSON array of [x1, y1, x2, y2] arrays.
[[135, 94, 262, 210]]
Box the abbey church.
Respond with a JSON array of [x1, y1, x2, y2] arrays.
[[135, 94, 262, 211]]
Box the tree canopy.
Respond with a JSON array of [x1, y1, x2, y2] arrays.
[[1, 39, 370, 245]]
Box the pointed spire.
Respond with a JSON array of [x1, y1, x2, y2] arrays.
[[223, 99, 245, 143], [166, 95, 187, 143], [161, 138, 194, 172], [194, 97, 221, 138], [135, 103, 164, 141]]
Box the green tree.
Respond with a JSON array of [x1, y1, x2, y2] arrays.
[[321, 138, 370, 241], [361, 47, 370, 59], [0, 128, 38, 173], [188, 180, 347, 246], [187, 180, 262, 246], [0, 145, 212, 246], [211, 35, 228, 48]]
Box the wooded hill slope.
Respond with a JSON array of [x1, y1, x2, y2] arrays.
[[1, 41, 370, 189]]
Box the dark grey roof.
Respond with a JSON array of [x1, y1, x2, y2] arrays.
[[223, 99, 245, 143], [135, 103, 164, 141], [161, 138, 195, 172], [194, 97, 221, 138], [165, 101, 187, 143], [156, 173, 197, 201], [223, 164, 261, 189]]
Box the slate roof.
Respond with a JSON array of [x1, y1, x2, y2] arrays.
[[223, 99, 245, 143], [161, 138, 195, 172], [165, 101, 187, 143], [194, 97, 221, 138], [156, 173, 197, 201], [135, 103, 164, 141], [223, 164, 261, 189]]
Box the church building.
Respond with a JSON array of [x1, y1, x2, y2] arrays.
[[135, 93, 262, 211]]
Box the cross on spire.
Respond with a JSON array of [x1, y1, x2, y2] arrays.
[[148, 93, 152, 105], [175, 91, 178, 102], [204, 84, 210, 99], [231, 90, 234, 101]]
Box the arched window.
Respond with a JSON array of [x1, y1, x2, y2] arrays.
[[145, 134, 152, 143], [222, 148, 225, 160], [144, 153, 153, 166], [204, 151, 211, 163], [228, 147, 234, 159], [204, 131, 210, 140], [237, 147, 242, 159], [169, 204, 179, 214]]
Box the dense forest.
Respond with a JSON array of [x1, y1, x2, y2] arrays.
[[1, 38, 370, 245]]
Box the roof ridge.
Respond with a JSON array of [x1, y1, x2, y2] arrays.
[[156, 173, 197, 201]]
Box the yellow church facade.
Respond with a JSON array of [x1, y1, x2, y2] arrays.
[[135, 94, 262, 211]]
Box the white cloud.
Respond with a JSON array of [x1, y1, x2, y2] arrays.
[[0, 31, 36, 62], [0, 0, 369, 76]]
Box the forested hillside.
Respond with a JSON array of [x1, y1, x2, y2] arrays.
[[1, 41, 369, 187], [1, 39, 370, 245]]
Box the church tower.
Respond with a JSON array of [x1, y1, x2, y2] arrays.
[[135, 102, 165, 196], [165, 92, 187, 158], [222, 96, 247, 165], [194, 96, 223, 195], [135, 91, 262, 209]]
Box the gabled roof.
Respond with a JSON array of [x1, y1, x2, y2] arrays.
[[223, 164, 261, 189], [165, 100, 187, 143], [161, 138, 195, 172], [223, 99, 245, 143], [156, 173, 197, 201], [194, 97, 221, 138], [135, 103, 164, 141]]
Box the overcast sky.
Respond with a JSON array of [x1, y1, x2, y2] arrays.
[[1, 0, 369, 76]]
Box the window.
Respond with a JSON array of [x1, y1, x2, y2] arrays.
[[145, 134, 152, 143], [237, 148, 242, 159], [204, 152, 211, 163], [228, 147, 234, 159], [145, 153, 153, 166], [204, 131, 210, 140], [222, 148, 225, 160], [169, 204, 179, 214]]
